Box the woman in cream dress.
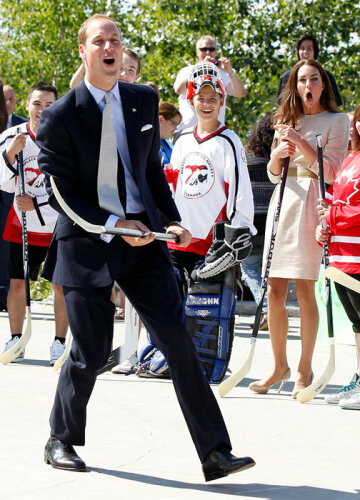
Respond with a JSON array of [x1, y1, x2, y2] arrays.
[[249, 60, 349, 397]]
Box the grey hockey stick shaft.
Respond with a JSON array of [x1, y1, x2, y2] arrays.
[[316, 134, 334, 343], [219, 156, 290, 397], [18, 150, 31, 308], [1, 141, 32, 364], [297, 134, 335, 403]]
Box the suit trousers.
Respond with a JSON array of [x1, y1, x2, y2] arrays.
[[50, 240, 231, 462]]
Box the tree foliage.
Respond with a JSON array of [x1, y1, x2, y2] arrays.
[[0, 0, 359, 139], [0, 0, 110, 115], [118, 0, 360, 138]]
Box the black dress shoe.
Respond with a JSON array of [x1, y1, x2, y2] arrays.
[[202, 448, 255, 482], [44, 436, 87, 471], [0, 301, 7, 312]]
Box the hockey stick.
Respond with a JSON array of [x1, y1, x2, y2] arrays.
[[97, 346, 120, 375], [50, 176, 177, 242], [218, 157, 290, 397], [97, 297, 141, 375], [324, 267, 360, 294], [53, 332, 73, 371], [49, 177, 177, 374], [297, 134, 335, 403], [0, 146, 32, 365]]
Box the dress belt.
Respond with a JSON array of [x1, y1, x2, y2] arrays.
[[287, 166, 317, 178]]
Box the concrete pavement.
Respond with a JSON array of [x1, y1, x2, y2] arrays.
[[0, 301, 359, 499]]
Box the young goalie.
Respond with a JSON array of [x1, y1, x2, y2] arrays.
[[142, 62, 256, 382], [165, 61, 255, 278]]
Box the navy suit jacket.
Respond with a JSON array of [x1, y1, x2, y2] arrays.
[[36, 80, 180, 287], [8, 113, 27, 128]]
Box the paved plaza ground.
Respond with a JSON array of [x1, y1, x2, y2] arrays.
[[0, 301, 359, 499]]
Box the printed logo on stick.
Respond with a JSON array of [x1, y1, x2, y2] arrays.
[[180, 152, 215, 199]]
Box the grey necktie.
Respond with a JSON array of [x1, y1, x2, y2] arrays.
[[97, 92, 125, 218]]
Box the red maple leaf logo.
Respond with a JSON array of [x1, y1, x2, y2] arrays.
[[333, 164, 360, 204]]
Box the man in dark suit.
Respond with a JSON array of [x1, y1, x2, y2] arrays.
[[3, 85, 27, 128], [0, 85, 27, 310], [36, 14, 255, 481]]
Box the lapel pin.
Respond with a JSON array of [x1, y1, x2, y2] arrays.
[[132, 108, 137, 112]]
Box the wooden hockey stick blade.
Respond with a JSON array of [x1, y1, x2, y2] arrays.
[[324, 267, 360, 294], [297, 342, 335, 403], [0, 306, 32, 364], [218, 157, 290, 398], [53, 332, 73, 371], [50, 176, 176, 242], [218, 341, 256, 397], [97, 346, 120, 375]]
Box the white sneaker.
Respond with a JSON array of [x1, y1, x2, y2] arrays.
[[2, 336, 25, 362], [339, 391, 360, 410], [112, 353, 138, 374], [50, 339, 66, 366], [325, 373, 360, 404]]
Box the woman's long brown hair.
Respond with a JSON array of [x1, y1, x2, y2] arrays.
[[274, 60, 338, 128]]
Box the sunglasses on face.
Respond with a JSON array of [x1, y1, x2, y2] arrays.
[[198, 47, 216, 52], [169, 119, 180, 127]]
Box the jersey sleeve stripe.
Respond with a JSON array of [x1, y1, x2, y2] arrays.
[[218, 133, 239, 220], [2, 150, 17, 175], [33, 197, 46, 226]]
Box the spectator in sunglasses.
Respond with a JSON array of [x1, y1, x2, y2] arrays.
[[173, 35, 246, 134]]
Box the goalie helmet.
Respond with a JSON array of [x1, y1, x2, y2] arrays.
[[186, 62, 225, 101]]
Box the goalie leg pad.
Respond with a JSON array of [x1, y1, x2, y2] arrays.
[[149, 349, 169, 375], [137, 342, 170, 378], [138, 340, 156, 364], [185, 268, 236, 383]]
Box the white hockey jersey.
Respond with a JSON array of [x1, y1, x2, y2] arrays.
[[0, 121, 57, 246], [165, 124, 256, 255]]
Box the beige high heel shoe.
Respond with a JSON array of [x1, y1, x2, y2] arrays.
[[248, 368, 291, 394], [292, 372, 314, 399]]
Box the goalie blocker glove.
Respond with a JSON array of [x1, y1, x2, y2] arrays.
[[204, 221, 225, 263], [195, 223, 252, 280]]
